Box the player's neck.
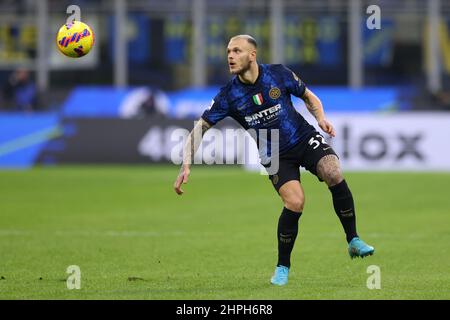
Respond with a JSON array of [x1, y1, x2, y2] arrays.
[[238, 63, 259, 85]]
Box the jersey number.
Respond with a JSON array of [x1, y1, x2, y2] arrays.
[[308, 134, 326, 150]]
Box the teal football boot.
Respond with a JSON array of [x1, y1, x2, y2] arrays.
[[270, 266, 289, 286], [348, 237, 375, 259]]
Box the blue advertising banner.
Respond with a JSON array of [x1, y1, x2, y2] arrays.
[[59, 85, 401, 120], [0, 113, 60, 168]]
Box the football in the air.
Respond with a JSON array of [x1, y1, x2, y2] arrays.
[[56, 20, 95, 58]]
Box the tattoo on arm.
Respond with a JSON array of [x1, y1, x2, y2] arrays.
[[183, 118, 211, 165], [302, 90, 325, 122], [303, 94, 317, 111]]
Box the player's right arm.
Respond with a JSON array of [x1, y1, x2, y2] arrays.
[[173, 89, 229, 196], [174, 118, 211, 195]]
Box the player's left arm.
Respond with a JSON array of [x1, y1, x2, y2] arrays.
[[301, 88, 336, 137]]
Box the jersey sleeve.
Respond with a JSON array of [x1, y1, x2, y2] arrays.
[[201, 91, 230, 126], [280, 65, 307, 98]]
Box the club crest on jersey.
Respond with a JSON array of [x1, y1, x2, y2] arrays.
[[252, 93, 264, 105], [269, 87, 281, 99]]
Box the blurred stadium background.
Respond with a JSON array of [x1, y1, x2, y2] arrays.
[[0, 0, 449, 300], [1, 0, 450, 168]]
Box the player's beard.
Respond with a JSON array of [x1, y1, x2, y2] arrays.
[[231, 58, 251, 75]]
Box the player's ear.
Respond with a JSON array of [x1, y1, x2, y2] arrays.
[[250, 49, 257, 61]]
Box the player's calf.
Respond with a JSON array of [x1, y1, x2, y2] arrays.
[[317, 155, 359, 243]]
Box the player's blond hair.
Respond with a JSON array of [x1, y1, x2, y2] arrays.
[[230, 35, 257, 49]]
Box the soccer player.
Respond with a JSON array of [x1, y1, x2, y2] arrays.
[[173, 35, 374, 286]]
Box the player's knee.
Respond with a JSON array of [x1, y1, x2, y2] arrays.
[[323, 169, 343, 187], [317, 155, 344, 187], [284, 195, 305, 213]]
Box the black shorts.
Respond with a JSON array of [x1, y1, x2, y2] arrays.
[[264, 131, 338, 193]]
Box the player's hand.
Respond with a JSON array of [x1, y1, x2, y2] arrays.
[[318, 119, 336, 138], [174, 165, 190, 195]]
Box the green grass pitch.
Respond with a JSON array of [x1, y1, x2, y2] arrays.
[[0, 165, 449, 299]]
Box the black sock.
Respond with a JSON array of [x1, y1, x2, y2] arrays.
[[329, 179, 358, 243], [277, 207, 302, 268]]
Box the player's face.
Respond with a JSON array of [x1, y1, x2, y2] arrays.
[[227, 39, 255, 75]]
